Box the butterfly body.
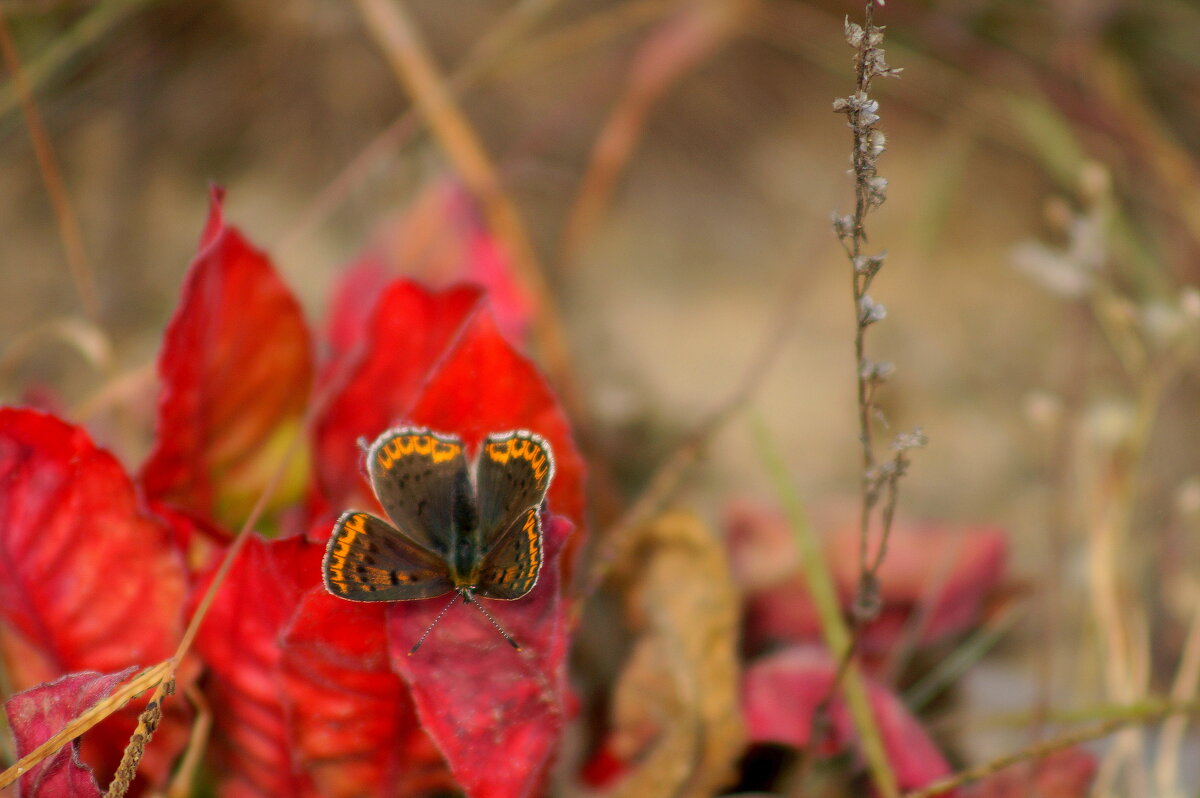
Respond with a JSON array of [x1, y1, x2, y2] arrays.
[[323, 427, 555, 606]]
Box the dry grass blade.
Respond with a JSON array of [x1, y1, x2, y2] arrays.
[[0, 0, 156, 121], [558, 0, 753, 267], [0, 6, 99, 321], [902, 699, 1200, 798], [104, 677, 174, 798], [351, 0, 577, 410], [0, 661, 174, 791], [275, 0, 566, 255], [163, 683, 211, 798]]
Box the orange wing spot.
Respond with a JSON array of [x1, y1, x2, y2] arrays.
[[327, 514, 370, 586], [524, 512, 541, 570], [486, 441, 509, 464], [431, 440, 461, 463]]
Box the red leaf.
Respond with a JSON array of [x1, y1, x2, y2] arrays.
[[140, 188, 314, 530], [4, 668, 136, 798], [743, 645, 954, 795], [360, 180, 535, 345], [405, 306, 585, 532], [279, 587, 453, 798], [0, 408, 187, 786], [386, 515, 574, 798], [313, 281, 482, 511], [191, 534, 324, 796], [319, 256, 391, 378], [731, 505, 1007, 659]]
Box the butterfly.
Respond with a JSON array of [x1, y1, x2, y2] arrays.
[[322, 426, 554, 652]]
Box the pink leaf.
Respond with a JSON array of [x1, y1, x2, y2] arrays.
[[4, 669, 136, 798], [743, 645, 954, 795]]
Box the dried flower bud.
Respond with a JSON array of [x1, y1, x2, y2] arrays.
[[868, 129, 887, 156], [866, 175, 888, 206], [845, 18, 865, 47], [859, 295, 886, 325], [853, 252, 886, 276], [892, 427, 928, 451], [857, 98, 881, 126], [832, 213, 855, 239], [867, 25, 885, 47], [852, 574, 882, 623], [1010, 241, 1092, 298], [859, 359, 895, 382]]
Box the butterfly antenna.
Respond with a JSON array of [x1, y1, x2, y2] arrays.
[[464, 592, 521, 650], [409, 593, 463, 655]]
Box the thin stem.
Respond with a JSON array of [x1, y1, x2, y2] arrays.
[[902, 699, 1200, 798], [0, 7, 100, 321]]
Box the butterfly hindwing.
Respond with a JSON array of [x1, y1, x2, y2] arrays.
[[367, 427, 476, 558], [324, 511, 455, 601], [475, 507, 543, 599]]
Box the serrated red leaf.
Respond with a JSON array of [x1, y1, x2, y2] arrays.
[[140, 188, 314, 530], [405, 306, 585, 532], [742, 645, 954, 795], [191, 535, 324, 797], [386, 515, 573, 798], [0, 408, 187, 787], [312, 281, 482, 510], [4, 668, 136, 798], [279, 588, 453, 798]]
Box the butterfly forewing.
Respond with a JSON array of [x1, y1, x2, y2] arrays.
[[473, 431, 554, 600], [475, 431, 554, 542], [367, 428, 475, 558], [324, 511, 455, 601]]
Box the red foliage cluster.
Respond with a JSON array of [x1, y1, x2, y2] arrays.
[[726, 502, 1008, 664], [0, 188, 583, 798]]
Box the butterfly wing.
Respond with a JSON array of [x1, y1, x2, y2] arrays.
[[324, 511, 455, 601], [473, 431, 554, 600], [474, 507, 543, 599], [367, 427, 476, 558]]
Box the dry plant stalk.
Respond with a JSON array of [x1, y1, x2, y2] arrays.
[[103, 678, 175, 798], [830, 0, 923, 629]]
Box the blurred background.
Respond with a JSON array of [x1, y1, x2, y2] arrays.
[[2, 0, 1199, 792]]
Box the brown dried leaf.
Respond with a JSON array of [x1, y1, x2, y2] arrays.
[[598, 509, 744, 798]]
